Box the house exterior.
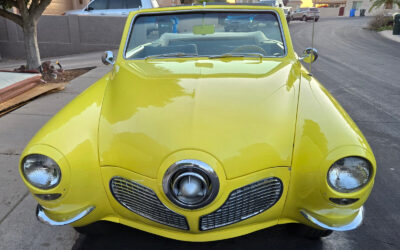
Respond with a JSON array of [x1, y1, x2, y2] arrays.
[[157, 0, 180, 6], [42, 0, 177, 14], [315, 0, 346, 8], [44, 0, 90, 15], [345, 0, 400, 16], [28, 0, 400, 16], [286, 0, 302, 10]]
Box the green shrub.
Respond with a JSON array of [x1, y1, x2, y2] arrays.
[[368, 14, 394, 31]]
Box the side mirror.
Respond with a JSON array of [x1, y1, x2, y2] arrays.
[[102, 51, 115, 65], [300, 47, 318, 64], [85, 6, 93, 11]]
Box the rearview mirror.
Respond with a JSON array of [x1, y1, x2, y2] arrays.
[[300, 47, 318, 64], [102, 51, 115, 65]]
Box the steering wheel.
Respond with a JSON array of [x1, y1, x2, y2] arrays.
[[231, 45, 267, 55]]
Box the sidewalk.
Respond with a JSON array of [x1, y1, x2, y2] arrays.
[[0, 64, 110, 249], [379, 30, 400, 43]]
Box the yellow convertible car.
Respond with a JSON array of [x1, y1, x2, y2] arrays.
[[20, 5, 376, 241]]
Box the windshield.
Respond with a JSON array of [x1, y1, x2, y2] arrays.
[[125, 11, 285, 59]]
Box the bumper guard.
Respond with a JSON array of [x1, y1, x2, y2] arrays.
[[36, 204, 95, 226], [300, 206, 364, 231]]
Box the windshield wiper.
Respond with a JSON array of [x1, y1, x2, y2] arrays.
[[145, 53, 198, 60], [208, 53, 264, 59]]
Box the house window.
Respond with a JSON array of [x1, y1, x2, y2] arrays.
[[109, 0, 124, 9], [126, 0, 142, 8], [88, 0, 107, 10]]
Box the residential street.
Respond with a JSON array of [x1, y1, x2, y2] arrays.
[[0, 17, 399, 249]]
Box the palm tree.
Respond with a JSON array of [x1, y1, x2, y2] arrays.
[[369, 0, 400, 12]]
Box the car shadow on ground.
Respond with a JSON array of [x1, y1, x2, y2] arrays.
[[72, 223, 326, 250]]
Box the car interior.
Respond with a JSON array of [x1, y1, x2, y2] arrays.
[[126, 32, 285, 58], [125, 12, 285, 59]]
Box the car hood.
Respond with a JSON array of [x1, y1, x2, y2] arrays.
[[99, 59, 300, 179]]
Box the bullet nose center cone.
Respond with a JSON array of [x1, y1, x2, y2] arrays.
[[180, 176, 202, 198]]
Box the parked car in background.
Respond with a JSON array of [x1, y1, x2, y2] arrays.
[[224, 14, 257, 32], [260, 0, 291, 22], [65, 0, 159, 16], [224, 14, 278, 32], [290, 8, 320, 22]]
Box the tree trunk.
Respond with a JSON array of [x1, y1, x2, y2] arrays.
[[22, 20, 41, 70]]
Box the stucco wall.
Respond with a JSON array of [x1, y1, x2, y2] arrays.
[[44, 0, 91, 15], [319, 7, 341, 17], [44, 0, 73, 15], [158, 0, 179, 7], [0, 15, 126, 59]]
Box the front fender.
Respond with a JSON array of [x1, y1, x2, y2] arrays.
[[281, 71, 376, 228], [19, 73, 115, 225]]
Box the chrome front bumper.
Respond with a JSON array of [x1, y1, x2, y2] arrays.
[[36, 205, 95, 226], [301, 206, 364, 231]]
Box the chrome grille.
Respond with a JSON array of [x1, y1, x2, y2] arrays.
[[110, 177, 189, 230], [200, 177, 282, 231]]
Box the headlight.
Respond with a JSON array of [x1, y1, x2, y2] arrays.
[[327, 157, 372, 193], [21, 154, 61, 189]]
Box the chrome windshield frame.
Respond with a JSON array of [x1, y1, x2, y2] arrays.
[[123, 8, 288, 60]]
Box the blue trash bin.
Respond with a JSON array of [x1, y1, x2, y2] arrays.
[[350, 9, 356, 17]]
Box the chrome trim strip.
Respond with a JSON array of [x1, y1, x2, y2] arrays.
[[123, 8, 288, 60], [300, 206, 364, 231], [36, 205, 95, 226]]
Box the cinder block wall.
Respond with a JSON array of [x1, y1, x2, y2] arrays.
[[0, 15, 127, 59], [319, 8, 341, 17]]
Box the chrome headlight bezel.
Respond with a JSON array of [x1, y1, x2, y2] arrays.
[[21, 154, 62, 190], [163, 160, 219, 210], [327, 156, 373, 193]]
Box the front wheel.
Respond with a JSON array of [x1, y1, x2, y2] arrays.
[[302, 16, 307, 22], [289, 224, 333, 240]]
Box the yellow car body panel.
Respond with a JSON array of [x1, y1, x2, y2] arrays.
[[19, 5, 376, 242], [99, 58, 299, 180], [281, 68, 376, 228]]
